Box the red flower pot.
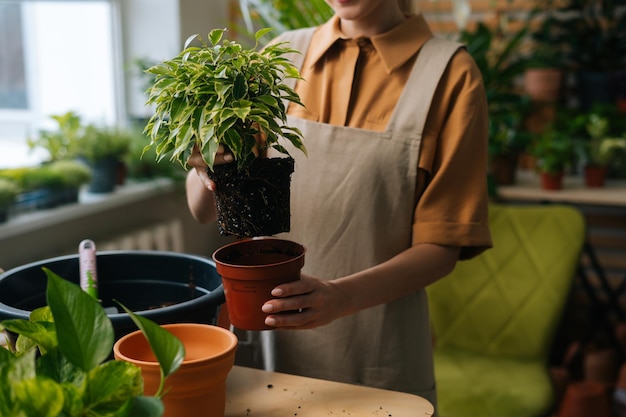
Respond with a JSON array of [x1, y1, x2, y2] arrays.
[[584, 165, 607, 188], [213, 238, 305, 330], [541, 171, 564, 190]]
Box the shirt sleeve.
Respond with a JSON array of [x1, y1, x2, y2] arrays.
[[412, 48, 493, 260]]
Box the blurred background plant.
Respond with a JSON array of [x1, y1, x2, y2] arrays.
[[0, 177, 20, 219], [27, 112, 83, 163], [459, 21, 533, 185], [238, 0, 333, 37]]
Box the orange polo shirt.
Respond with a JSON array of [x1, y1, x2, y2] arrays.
[[286, 14, 492, 259]]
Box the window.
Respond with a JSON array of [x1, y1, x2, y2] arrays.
[[0, 4, 27, 110], [0, 0, 119, 168]]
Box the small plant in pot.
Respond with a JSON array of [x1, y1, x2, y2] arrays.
[[76, 124, 133, 193], [143, 28, 306, 238], [529, 124, 577, 190], [582, 113, 626, 187], [0, 268, 184, 417]]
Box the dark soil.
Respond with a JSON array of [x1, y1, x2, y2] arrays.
[[207, 157, 295, 237]]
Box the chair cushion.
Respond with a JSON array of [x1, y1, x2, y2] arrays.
[[428, 204, 585, 360], [434, 347, 554, 417]]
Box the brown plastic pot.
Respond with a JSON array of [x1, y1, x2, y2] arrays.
[[523, 67, 563, 102], [114, 323, 237, 417], [584, 165, 607, 188], [540, 171, 564, 190], [213, 238, 305, 330]]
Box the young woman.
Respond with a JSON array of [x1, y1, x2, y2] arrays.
[[186, 0, 492, 409]]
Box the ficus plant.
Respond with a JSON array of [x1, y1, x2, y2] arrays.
[[0, 268, 185, 417], [143, 27, 307, 171]]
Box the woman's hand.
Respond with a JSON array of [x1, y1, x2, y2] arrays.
[[185, 144, 234, 223], [261, 274, 352, 329], [187, 144, 234, 191]]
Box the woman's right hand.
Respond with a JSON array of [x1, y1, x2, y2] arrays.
[[187, 144, 234, 191]]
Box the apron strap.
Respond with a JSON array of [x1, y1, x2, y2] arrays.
[[386, 37, 463, 178], [386, 37, 464, 139]]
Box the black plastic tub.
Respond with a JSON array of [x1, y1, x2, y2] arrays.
[[0, 250, 225, 340]]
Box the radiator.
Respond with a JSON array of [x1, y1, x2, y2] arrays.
[[97, 219, 185, 252]]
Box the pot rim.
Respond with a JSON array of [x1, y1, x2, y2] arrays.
[[0, 250, 226, 320], [212, 237, 305, 269], [113, 323, 238, 366]]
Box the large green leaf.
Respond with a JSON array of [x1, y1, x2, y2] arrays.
[[12, 378, 64, 417], [117, 304, 184, 380], [84, 361, 144, 415], [1, 320, 57, 354], [0, 350, 17, 416], [36, 347, 85, 387], [118, 396, 164, 417], [45, 268, 114, 372], [59, 382, 84, 417]]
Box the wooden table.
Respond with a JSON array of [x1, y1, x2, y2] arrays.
[[225, 366, 435, 416]]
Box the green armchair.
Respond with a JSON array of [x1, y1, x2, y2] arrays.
[[427, 203, 586, 417]]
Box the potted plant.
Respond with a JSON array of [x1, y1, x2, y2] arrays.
[[0, 162, 91, 211], [529, 123, 577, 190], [28, 111, 133, 194], [76, 124, 133, 193], [538, 0, 626, 109], [0, 178, 20, 223], [27, 111, 83, 163], [0, 268, 184, 417], [238, 0, 333, 35], [47, 160, 92, 203], [143, 28, 306, 238], [582, 113, 626, 187], [522, 9, 566, 102]]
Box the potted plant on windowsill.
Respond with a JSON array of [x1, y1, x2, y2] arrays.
[[143, 28, 306, 238], [76, 124, 133, 193]]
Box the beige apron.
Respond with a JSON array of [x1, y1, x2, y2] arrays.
[[248, 28, 461, 408]]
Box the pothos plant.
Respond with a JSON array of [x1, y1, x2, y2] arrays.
[[0, 268, 184, 417], [143, 27, 306, 171]]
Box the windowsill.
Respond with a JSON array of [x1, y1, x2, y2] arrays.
[[0, 178, 175, 240]]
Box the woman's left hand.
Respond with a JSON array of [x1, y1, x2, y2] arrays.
[[261, 274, 350, 329]]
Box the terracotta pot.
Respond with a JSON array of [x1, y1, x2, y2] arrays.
[[584, 165, 607, 188], [557, 381, 612, 417], [213, 237, 305, 330], [114, 323, 238, 417], [524, 68, 563, 102], [541, 171, 564, 190]]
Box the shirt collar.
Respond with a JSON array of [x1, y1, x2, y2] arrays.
[[306, 14, 434, 74]]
